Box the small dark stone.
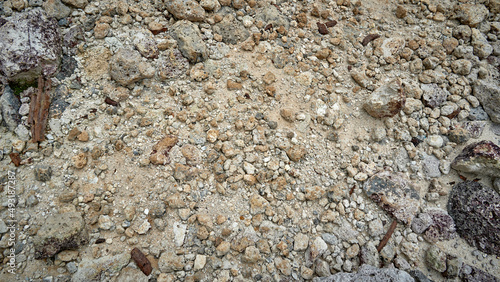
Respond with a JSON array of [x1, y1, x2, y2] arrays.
[[352, 145, 360, 151], [460, 264, 499, 282], [34, 165, 52, 182], [56, 55, 78, 80], [317, 22, 328, 35], [1, 86, 21, 131], [411, 136, 423, 146], [255, 112, 265, 120], [447, 181, 500, 256], [448, 127, 470, 144], [268, 121, 277, 129], [327, 132, 339, 142], [50, 84, 71, 117]]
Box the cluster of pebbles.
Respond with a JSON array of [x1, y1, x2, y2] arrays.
[[0, 0, 500, 281]]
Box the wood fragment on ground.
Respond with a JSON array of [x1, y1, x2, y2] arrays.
[[28, 77, 51, 142], [377, 219, 397, 252]]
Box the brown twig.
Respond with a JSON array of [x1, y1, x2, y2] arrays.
[[377, 219, 397, 252], [29, 76, 51, 142]]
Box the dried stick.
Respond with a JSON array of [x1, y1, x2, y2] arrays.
[[377, 219, 398, 252]]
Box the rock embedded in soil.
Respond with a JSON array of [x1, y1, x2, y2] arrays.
[[170, 20, 208, 63], [213, 14, 251, 45], [0, 86, 21, 131], [165, 0, 205, 22], [473, 79, 500, 124], [451, 140, 500, 177], [363, 171, 420, 225], [315, 264, 414, 282], [454, 4, 489, 27], [72, 252, 131, 281], [133, 29, 159, 59], [150, 135, 178, 165], [414, 208, 456, 243], [34, 165, 52, 182], [363, 78, 405, 118], [109, 48, 154, 87], [425, 245, 447, 273], [421, 83, 449, 108], [34, 212, 88, 259], [447, 181, 500, 256], [0, 9, 61, 82]]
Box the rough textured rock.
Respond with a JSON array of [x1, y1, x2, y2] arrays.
[[426, 245, 447, 273], [313, 264, 414, 282], [213, 14, 250, 45], [460, 264, 500, 282], [109, 48, 154, 86], [158, 49, 189, 80], [421, 84, 449, 108], [363, 171, 420, 225], [451, 140, 500, 177], [0, 9, 61, 82], [34, 212, 88, 259], [159, 251, 185, 273], [34, 165, 52, 182], [364, 78, 405, 118], [165, 0, 205, 22], [255, 5, 290, 29], [0, 86, 21, 131], [473, 79, 500, 123], [412, 209, 456, 243], [150, 135, 178, 165], [170, 20, 208, 63], [42, 0, 71, 20], [447, 181, 500, 256], [455, 4, 489, 27], [72, 252, 131, 282], [133, 29, 159, 59], [472, 28, 493, 58], [61, 0, 88, 9]]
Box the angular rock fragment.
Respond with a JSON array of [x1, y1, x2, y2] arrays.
[[426, 245, 447, 273], [314, 264, 414, 282], [133, 30, 159, 59], [150, 135, 178, 165], [158, 49, 189, 80], [447, 181, 500, 256], [412, 209, 456, 243], [363, 171, 420, 225], [0, 86, 21, 131], [109, 48, 154, 86], [473, 79, 500, 124], [454, 4, 489, 27], [165, 0, 205, 22], [0, 9, 61, 82], [421, 83, 449, 108], [364, 78, 405, 118], [213, 14, 250, 45], [170, 21, 208, 63], [72, 252, 131, 281], [34, 212, 88, 259], [451, 140, 500, 177]]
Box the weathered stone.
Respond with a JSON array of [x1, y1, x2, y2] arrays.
[[306, 237, 327, 262], [451, 140, 500, 177], [314, 264, 414, 282], [255, 5, 289, 29], [109, 49, 154, 86], [72, 252, 130, 281], [150, 135, 178, 165], [133, 29, 159, 59], [0, 9, 61, 82], [425, 245, 447, 273], [34, 165, 52, 182], [287, 145, 306, 162], [472, 28, 493, 58], [419, 209, 456, 243], [34, 212, 88, 259], [422, 154, 441, 178], [363, 171, 420, 225], [158, 48, 189, 80], [213, 14, 250, 45], [117, 267, 148, 282], [451, 59, 472, 75], [460, 264, 499, 281], [473, 79, 500, 123], [42, 0, 71, 20], [379, 37, 406, 60], [364, 78, 405, 118], [0, 86, 21, 131], [61, 0, 87, 9], [170, 20, 208, 63], [359, 242, 380, 267], [455, 4, 489, 27], [159, 251, 185, 272], [447, 181, 500, 256], [447, 127, 470, 144], [165, 0, 205, 22], [421, 83, 449, 108]]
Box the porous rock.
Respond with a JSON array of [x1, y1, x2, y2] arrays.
[[454, 4, 489, 27], [451, 140, 500, 177], [363, 171, 420, 225], [447, 181, 500, 256], [170, 20, 208, 63], [158, 48, 189, 80], [0, 86, 21, 131], [213, 14, 251, 45], [421, 83, 449, 108], [34, 212, 88, 259], [364, 78, 405, 118], [0, 9, 61, 82], [473, 79, 500, 124], [133, 29, 159, 59], [109, 48, 154, 86], [313, 264, 414, 282]]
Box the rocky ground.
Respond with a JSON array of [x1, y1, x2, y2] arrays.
[[0, 0, 500, 281]]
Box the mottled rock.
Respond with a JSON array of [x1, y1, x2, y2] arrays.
[[34, 212, 88, 259], [287, 145, 306, 162], [451, 59, 472, 75], [423, 154, 441, 178], [460, 264, 499, 282], [117, 267, 148, 282], [42, 0, 71, 20], [306, 237, 328, 262], [255, 5, 289, 29], [448, 127, 470, 144], [455, 4, 489, 27], [359, 242, 380, 267], [109, 49, 154, 86], [473, 79, 500, 123], [451, 140, 500, 177], [150, 135, 178, 165], [426, 245, 447, 273], [61, 0, 87, 9], [417, 209, 456, 243], [165, 0, 205, 21], [421, 84, 449, 108], [170, 20, 208, 63], [0, 9, 61, 82], [213, 14, 250, 45], [364, 78, 405, 118], [363, 171, 420, 225], [133, 29, 159, 59], [159, 251, 185, 272], [313, 264, 414, 282], [447, 181, 500, 256], [34, 165, 52, 182], [72, 252, 130, 281], [472, 28, 493, 58], [0, 86, 21, 131], [158, 49, 189, 80]]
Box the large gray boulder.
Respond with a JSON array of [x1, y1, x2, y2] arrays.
[[0, 9, 61, 83]]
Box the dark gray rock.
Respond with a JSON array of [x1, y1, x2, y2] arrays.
[[0, 86, 21, 131], [421, 209, 456, 243], [473, 79, 500, 123], [468, 106, 489, 121], [56, 55, 77, 80], [170, 20, 208, 63], [50, 84, 71, 117], [34, 165, 52, 182], [364, 171, 420, 225], [157, 48, 189, 80], [447, 181, 500, 256], [409, 269, 434, 282], [34, 212, 88, 259], [165, 0, 205, 22], [213, 14, 250, 45], [451, 140, 500, 177], [62, 25, 85, 56], [312, 264, 414, 282], [0, 9, 61, 82], [460, 264, 500, 282]]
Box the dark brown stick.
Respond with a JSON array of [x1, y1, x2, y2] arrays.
[[377, 219, 397, 252], [29, 77, 51, 142]]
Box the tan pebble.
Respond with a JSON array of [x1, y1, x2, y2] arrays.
[[72, 153, 88, 169], [77, 130, 89, 142], [227, 79, 242, 90], [67, 127, 81, 141]]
